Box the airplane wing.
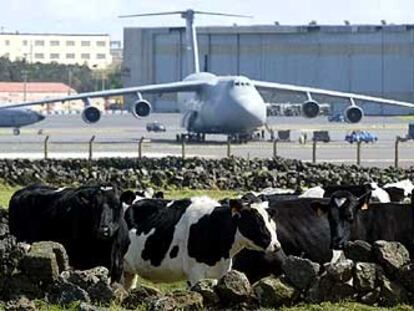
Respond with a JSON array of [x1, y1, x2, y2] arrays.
[[0, 80, 206, 109], [252, 80, 414, 108]]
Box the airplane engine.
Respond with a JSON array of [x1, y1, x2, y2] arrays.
[[81, 106, 101, 124], [344, 105, 364, 123], [131, 100, 152, 118], [302, 100, 320, 118]]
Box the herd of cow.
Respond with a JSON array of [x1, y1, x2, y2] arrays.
[[6, 179, 414, 291]]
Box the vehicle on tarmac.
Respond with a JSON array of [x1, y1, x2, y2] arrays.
[[146, 121, 166, 132], [327, 113, 345, 122], [345, 130, 378, 143]]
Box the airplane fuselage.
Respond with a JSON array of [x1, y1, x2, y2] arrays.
[[0, 109, 45, 128], [177, 72, 266, 134]]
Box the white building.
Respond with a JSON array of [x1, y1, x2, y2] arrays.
[[0, 33, 112, 69]]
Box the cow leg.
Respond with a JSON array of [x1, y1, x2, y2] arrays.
[[122, 271, 137, 291]]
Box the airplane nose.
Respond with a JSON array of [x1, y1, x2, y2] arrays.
[[237, 99, 266, 128], [36, 113, 46, 122]]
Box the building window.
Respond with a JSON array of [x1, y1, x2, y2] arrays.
[[81, 53, 90, 59], [66, 53, 75, 59], [96, 53, 106, 59], [66, 40, 75, 46], [50, 40, 60, 46], [23, 40, 28, 46], [35, 53, 44, 59], [5, 40, 10, 46], [81, 41, 90, 47], [97, 41, 106, 47], [35, 40, 44, 46], [50, 53, 60, 59]]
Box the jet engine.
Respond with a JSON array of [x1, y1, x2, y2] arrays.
[[81, 106, 101, 124], [302, 100, 320, 118], [344, 106, 364, 123], [131, 100, 152, 118]]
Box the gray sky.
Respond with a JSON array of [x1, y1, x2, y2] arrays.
[[1, 0, 413, 41]]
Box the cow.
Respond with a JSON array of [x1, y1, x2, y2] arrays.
[[122, 196, 281, 288], [383, 179, 414, 203], [233, 197, 333, 282], [9, 184, 131, 283], [312, 189, 414, 256]]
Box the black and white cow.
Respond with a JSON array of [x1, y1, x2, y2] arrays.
[[383, 179, 414, 203], [233, 197, 334, 282], [9, 184, 131, 283], [313, 190, 414, 256], [122, 196, 280, 288]]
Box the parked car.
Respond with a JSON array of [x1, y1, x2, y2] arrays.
[[328, 113, 345, 123], [345, 130, 378, 143], [313, 130, 330, 143], [146, 121, 166, 132]]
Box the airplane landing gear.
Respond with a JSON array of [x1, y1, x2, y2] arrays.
[[176, 133, 206, 143], [13, 128, 20, 136], [228, 133, 250, 144]]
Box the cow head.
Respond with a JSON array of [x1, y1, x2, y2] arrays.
[[312, 190, 369, 250], [230, 199, 281, 253], [83, 186, 124, 240]]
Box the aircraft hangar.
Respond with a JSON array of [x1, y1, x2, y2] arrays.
[[122, 24, 414, 115]]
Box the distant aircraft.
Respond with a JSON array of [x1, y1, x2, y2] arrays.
[[1, 9, 414, 142], [0, 108, 45, 135]]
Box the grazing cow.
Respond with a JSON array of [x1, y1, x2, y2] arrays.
[[9, 184, 130, 283], [312, 190, 414, 256], [233, 197, 333, 282], [383, 179, 414, 202], [122, 196, 281, 288]]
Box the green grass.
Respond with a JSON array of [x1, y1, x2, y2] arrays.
[[280, 302, 413, 311], [163, 188, 238, 200], [0, 181, 20, 208]]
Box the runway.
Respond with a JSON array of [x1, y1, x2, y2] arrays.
[[0, 113, 413, 168]]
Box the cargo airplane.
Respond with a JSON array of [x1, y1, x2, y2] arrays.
[[1, 9, 414, 141]]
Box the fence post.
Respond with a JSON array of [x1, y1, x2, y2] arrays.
[[44, 135, 50, 160], [273, 139, 278, 158], [227, 137, 231, 157], [181, 135, 186, 159], [138, 136, 144, 159], [312, 140, 317, 163], [356, 140, 362, 165], [89, 135, 95, 161], [395, 136, 400, 168]]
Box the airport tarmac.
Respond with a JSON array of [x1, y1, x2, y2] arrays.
[[0, 113, 413, 168]]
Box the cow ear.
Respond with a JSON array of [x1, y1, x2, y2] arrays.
[[229, 199, 244, 216], [154, 191, 164, 199], [311, 201, 329, 216], [120, 190, 136, 205]]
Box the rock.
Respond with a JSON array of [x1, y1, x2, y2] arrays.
[[0, 236, 28, 292], [379, 275, 409, 306], [359, 288, 381, 305], [353, 262, 383, 292], [46, 279, 90, 305], [373, 241, 410, 277], [282, 256, 320, 290], [5, 296, 36, 311], [325, 259, 354, 283], [398, 263, 414, 292], [146, 288, 204, 311], [20, 241, 68, 285], [306, 271, 356, 303], [253, 276, 297, 307], [4, 273, 43, 300], [121, 283, 162, 310], [0, 208, 9, 238], [216, 270, 252, 305], [344, 240, 374, 262], [191, 279, 220, 306]]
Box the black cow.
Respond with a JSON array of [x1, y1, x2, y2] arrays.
[[233, 197, 333, 283], [313, 190, 414, 256], [9, 184, 131, 283]]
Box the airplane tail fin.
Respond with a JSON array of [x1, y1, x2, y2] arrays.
[[120, 9, 252, 75]]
